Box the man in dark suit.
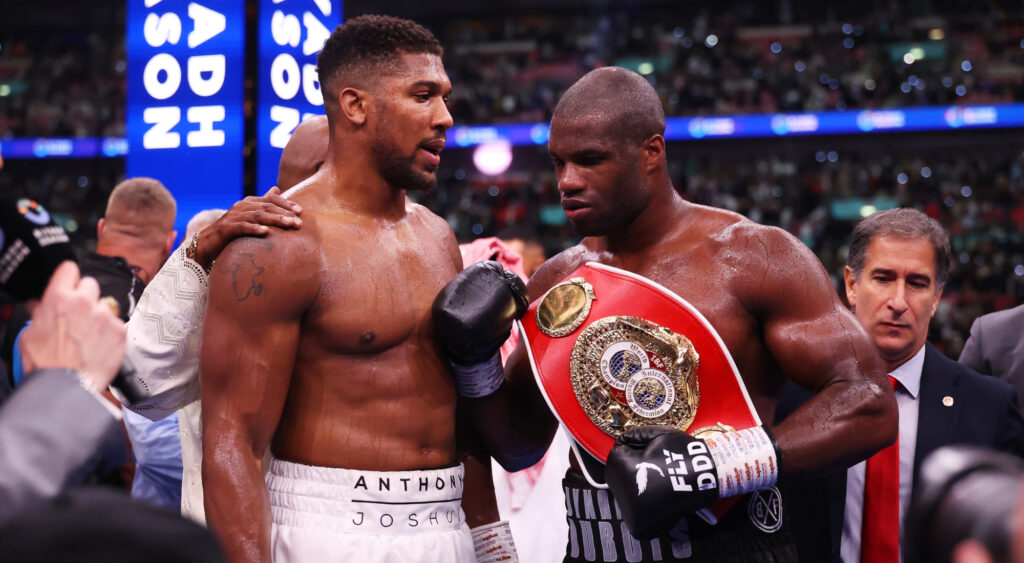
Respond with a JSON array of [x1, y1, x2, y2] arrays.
[[960, 303, 1024, 409], [777, 208, 1024, 563]]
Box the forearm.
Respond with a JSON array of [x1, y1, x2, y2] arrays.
[[470, 375, 558, 472], [774, 374, 897, 475], [203, 433, 272, 563]]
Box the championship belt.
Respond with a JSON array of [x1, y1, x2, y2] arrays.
[[518, 262, 762, 524]]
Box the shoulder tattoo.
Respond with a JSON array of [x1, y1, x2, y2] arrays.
[[225, 244, 271, 301]]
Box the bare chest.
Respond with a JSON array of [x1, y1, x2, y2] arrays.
[[303, 226, 458, 354], [592, 252, 759, 359]]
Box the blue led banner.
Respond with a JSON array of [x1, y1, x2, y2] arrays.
[[0, 137, 128, 159], [125, 0, 245, 240], [256, 0, 341, 194], [448, 103, 1024, 147], [7, 103, 1024, 160]]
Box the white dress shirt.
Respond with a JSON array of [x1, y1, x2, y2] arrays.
[[840, 344, 926, 563]]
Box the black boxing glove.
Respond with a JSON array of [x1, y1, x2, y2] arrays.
[[432, 261, 528, 397], [605, 425, 781, 539]]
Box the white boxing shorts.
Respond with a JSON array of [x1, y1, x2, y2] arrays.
[[266, 459, 475, 562]]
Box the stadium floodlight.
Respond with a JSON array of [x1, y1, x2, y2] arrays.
[[474, 141, 514, 176]]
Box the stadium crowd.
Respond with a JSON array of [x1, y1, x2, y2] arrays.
[[2, 7, 1023, 136]]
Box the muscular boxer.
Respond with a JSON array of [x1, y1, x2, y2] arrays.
[[434, 67, 898, 561], [201, 16, 480, 562]]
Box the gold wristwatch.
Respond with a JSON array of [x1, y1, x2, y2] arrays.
[[184, 233, 212, 274]]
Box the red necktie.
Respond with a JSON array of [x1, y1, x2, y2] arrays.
[[861, 376, 900, 563]]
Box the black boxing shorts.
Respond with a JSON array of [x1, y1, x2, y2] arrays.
[[561, 468, 797, 563]]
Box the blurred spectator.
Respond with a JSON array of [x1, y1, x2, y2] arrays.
[[906, 445, 1023, 563], [0, 31, 125, 138], [496, 225, 547, 277], [0, 487, 225, 563], [959, 304, 1024, 411], [0, 256, 125, 519]]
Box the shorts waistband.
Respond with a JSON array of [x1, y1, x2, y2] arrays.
[[267, 459, 466, 535]]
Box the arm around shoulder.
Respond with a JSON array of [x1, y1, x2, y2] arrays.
[[118, 245, 209, 418]]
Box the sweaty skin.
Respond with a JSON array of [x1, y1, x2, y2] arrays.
[[475, 68, 897, 480], [275, 93, 503, 534], [201, 52, 464, 563]]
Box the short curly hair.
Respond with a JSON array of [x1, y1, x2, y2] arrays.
[[317, 15, 442, 114]]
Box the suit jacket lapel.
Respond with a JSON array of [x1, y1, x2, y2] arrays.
[[914, 342, 961, 477]]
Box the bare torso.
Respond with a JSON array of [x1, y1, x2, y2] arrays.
[[264, 182, 461, 470]]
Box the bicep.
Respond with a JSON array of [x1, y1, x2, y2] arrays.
[[200, 236, 316, 455], [756, 236, 883, 391]]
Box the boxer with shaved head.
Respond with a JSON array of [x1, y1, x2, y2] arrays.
[[433, 67, 898, 561]]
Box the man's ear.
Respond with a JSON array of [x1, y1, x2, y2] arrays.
[[97, 218, 106, 239], [930, 286, 944, 319], [642, 134, 665, 174], [165, 230, 177, 255], [844, 266, 858, 309], [339, 87, 368, 126]]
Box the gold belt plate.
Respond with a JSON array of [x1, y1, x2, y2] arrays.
[[569, 315, 700, 438]]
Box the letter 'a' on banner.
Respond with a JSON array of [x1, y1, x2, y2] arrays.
[[126, 0, 246, 242], [256, 0, 341, 194]]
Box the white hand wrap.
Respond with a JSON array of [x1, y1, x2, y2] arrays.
[[704, 426, 779, 499], [450, 351, 504, 398], [472, 520, 519, 563]]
